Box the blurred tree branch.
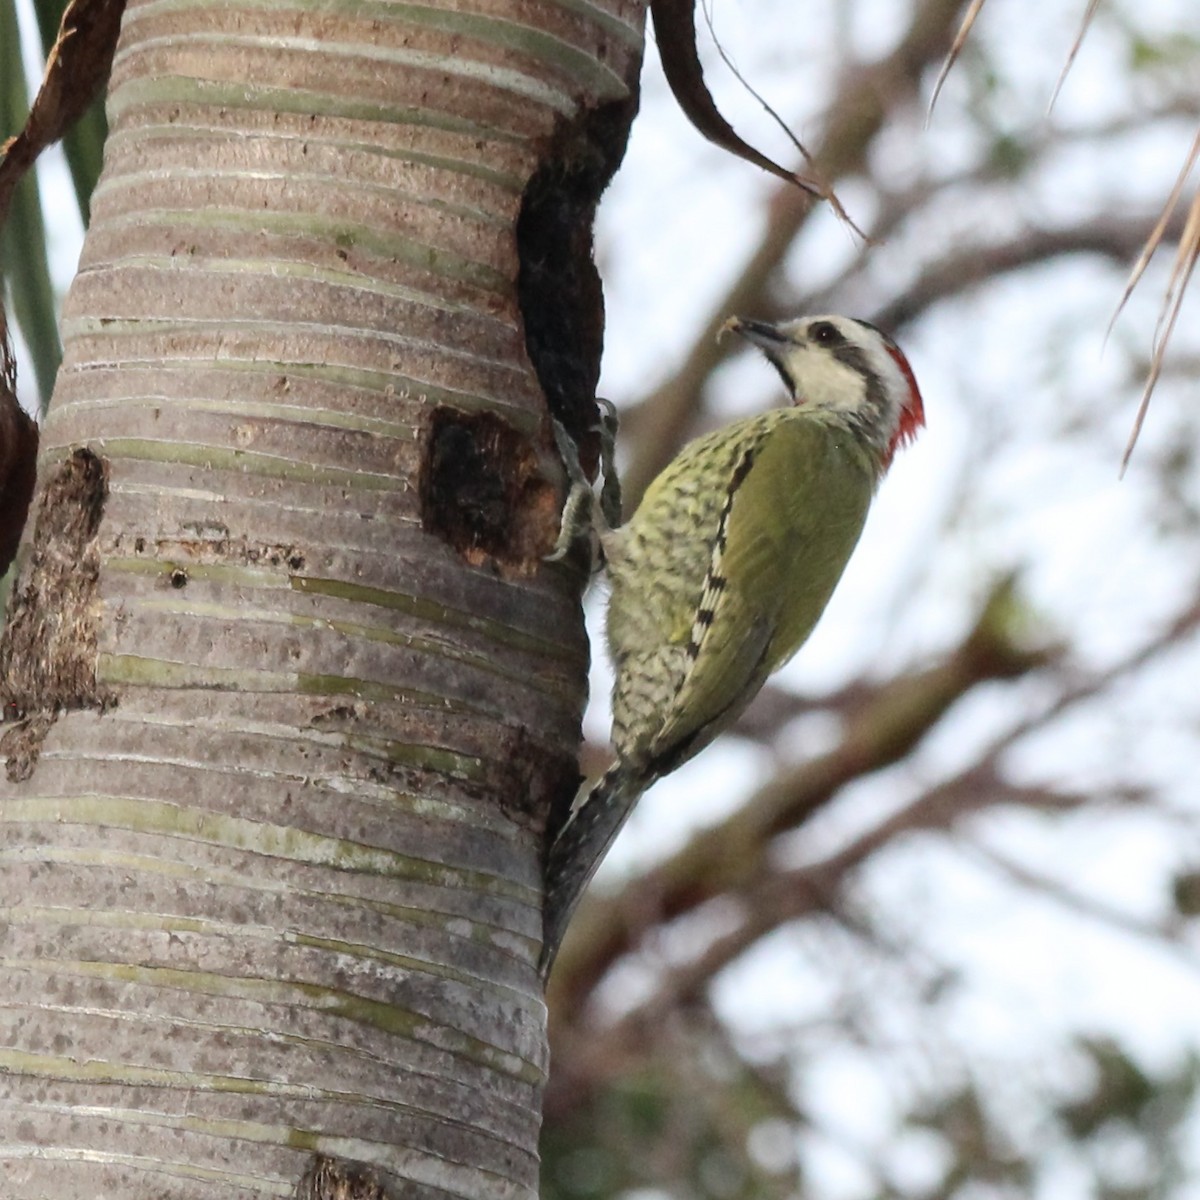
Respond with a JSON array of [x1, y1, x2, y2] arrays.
[[873, 211, 1193, 331], [548, 587, 1200, 1120], [548, 577, 1057, 1037]]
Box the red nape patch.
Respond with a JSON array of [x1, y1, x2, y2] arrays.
[[883, 342, 925, 467]]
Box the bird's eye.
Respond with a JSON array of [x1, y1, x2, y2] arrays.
[[810, 321, 840, 345]]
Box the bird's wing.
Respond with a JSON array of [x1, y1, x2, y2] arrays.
[[604, 418, 772, 763], [647, 417, 872, 768]]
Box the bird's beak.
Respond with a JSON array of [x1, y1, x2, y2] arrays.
[[720, 316, 798, 401], [720, 316, 788, 352]]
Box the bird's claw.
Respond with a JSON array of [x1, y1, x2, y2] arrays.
[[546, 401, 621, 565]]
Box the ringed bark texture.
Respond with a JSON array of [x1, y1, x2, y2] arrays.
[[0, 1, 643, 1197]]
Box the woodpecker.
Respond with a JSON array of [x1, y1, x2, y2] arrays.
[[541, 314, 925, 975]]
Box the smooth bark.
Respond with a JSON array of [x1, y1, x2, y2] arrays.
[[0, 0, 644, 1194]]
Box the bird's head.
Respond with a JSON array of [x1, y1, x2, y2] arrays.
[[725, 314, 925, 471]]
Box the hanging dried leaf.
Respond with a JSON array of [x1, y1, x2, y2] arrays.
[[649, 0, 822, 197], [699, 0, 867, 240]]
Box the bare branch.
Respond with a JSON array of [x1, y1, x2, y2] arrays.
[[965, 839, 1195, 960], [873, 212, 1190, 333]]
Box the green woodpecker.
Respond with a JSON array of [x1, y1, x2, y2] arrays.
[[541, 314, 925, 974]]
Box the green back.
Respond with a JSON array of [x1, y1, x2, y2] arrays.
[[643, 411, 876, 765]]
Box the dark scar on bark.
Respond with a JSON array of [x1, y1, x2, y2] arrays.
[[418, 406, 560, 576]]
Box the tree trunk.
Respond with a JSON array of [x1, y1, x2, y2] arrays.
[[0, 0, 643, 1194]]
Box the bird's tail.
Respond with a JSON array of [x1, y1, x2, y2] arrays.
[[539, 762, 650, 978]]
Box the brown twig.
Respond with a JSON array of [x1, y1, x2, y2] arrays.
[[1108, 126, 1200, 471], [0, 0, 126, 218], [1121, 182, 1200, 474]]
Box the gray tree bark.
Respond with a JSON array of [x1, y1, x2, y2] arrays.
[[0, 0, 644, 1194]]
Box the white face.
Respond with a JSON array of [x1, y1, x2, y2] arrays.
[[773, 316, 904, 418], [732, 313, 922, 463]]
